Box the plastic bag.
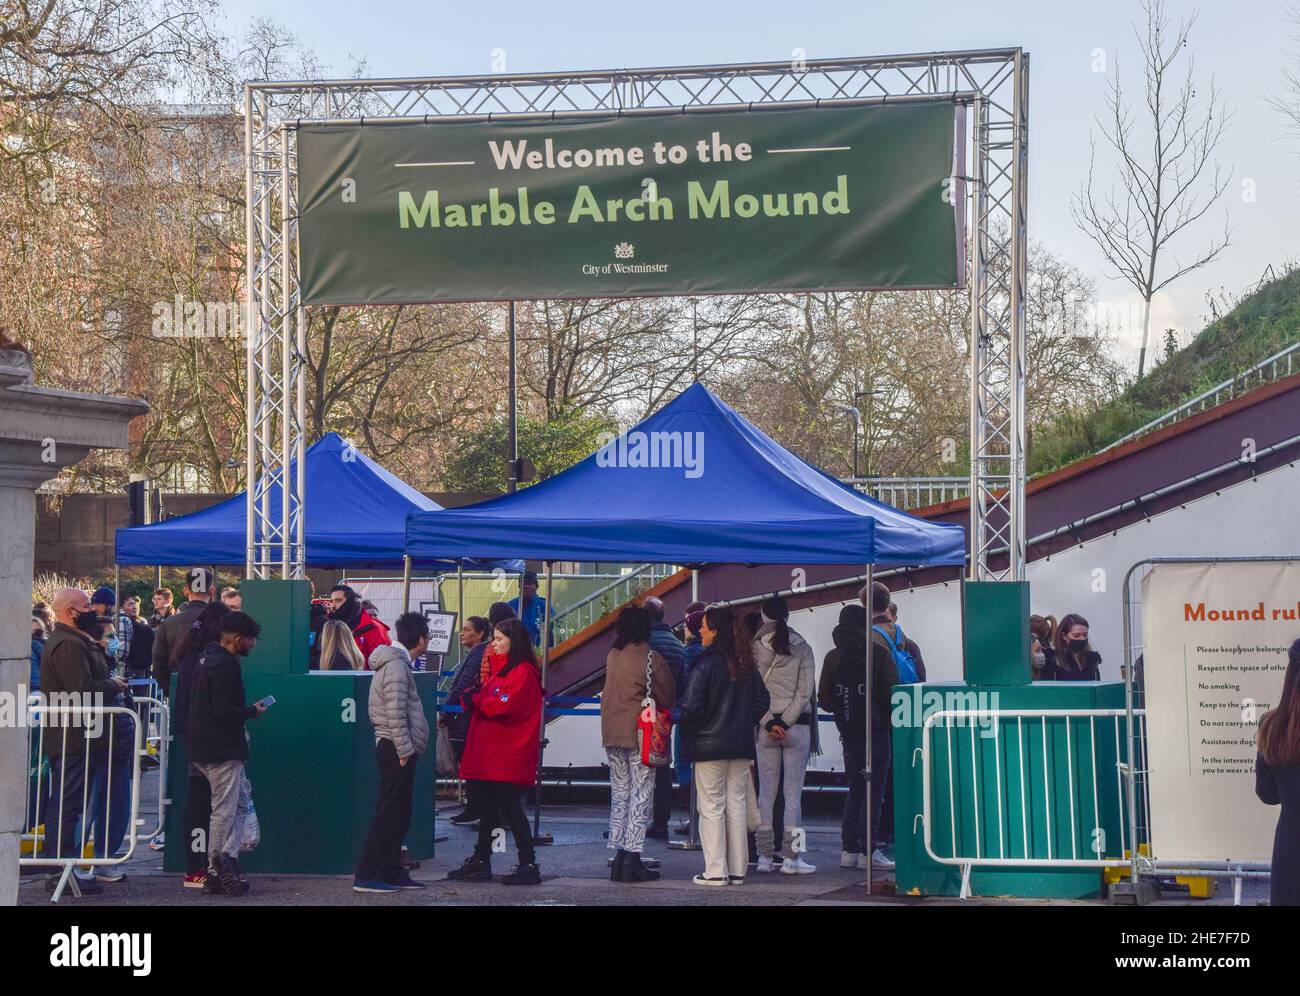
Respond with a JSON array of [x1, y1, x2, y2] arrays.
[[238, 773, 261, 852], [435, 725, 456, 776]]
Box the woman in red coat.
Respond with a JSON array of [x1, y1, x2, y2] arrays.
[[446, 617, 543, 885]]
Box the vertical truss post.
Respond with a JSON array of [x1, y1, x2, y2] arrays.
[[968, 52, 1028, 581]]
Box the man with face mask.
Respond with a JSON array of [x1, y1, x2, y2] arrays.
[[38, 588, 129, 895], [189, 611, 268, 896]]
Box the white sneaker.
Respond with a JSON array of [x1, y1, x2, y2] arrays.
[[841, 850, 859, 868], [871, 848, 895, 870], [755, 856, 776, 873], [780, 856, 817, 875]]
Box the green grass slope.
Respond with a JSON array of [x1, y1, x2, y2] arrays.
[[1029, 266, 1300, 475]]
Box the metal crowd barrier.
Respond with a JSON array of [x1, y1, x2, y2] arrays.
[[20, 694, 169, 903], [918, 708, 1138, 899]]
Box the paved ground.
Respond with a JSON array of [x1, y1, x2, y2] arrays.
[[17, 769, 1269, 907]]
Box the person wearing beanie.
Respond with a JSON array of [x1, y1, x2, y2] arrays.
[[90, 586, 130, 670]]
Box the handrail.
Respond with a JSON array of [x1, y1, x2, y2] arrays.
[[550, 562, 677, 642], [1103, 339, 1300, 452], [844, 476, 970, 510]]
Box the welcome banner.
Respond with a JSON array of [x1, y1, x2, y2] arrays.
[[297, 103, 964, 304], [1141, 561, 1295, 862]]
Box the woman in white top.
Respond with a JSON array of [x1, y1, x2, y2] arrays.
[[751, 596, 816, 874]]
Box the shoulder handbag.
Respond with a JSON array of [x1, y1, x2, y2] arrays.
[[637, 649, 673, 768]]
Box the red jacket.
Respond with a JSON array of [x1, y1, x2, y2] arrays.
[[354, 610, 391, 664], [459, 654, 543, 786]]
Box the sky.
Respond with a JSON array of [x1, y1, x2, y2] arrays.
[[218, 0, 1298, 367]]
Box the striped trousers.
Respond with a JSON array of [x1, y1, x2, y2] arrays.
[[606, 746, 655, 853]]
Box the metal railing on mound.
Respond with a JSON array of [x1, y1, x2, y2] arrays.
[[844, 476, 971, 510], [1103, 339, 1300, 452]]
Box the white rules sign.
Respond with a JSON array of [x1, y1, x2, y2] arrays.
[[1142, 561, 1296, 862]]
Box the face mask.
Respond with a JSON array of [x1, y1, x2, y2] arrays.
[[74, 610, 101, 634], [1068, 638, 1088, 653]]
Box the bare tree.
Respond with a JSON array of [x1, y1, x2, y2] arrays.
[[1071, 0, 1232, 379], [1268, 4, 1300, 154], [0, 0, 219, 163]]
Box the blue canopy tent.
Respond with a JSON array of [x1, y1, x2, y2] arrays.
[[405, 382, 965, 849], [405, 382, 966, 567], [116, 432, 515, 571]]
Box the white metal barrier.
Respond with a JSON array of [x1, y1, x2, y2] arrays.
[[918, 708, 1139, 899], [20, 694, 169, 902]]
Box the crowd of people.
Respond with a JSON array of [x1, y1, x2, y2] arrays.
[[28, 570, 273, 897], [35, 563, 1227, 899]]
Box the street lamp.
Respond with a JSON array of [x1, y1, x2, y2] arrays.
[[840, 405, 861, 479], [852, 387, 886, 479]]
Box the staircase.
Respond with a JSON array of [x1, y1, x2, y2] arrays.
[[549, 562, 679, 644]]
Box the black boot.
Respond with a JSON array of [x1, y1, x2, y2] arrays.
[[446, 854, 492, 881], [501, 862, 541, 885], [610, 849, 626, 881], [618, 851, 661, 883]]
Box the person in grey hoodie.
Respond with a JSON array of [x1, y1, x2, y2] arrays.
[[354, 611, 431, 893], [751, 596, 816, 874]]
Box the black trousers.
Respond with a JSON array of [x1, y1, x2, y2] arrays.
[[42, 752, 86, 861], [355, 739, 417, 881], [472, 780, 535, 865], [450, 738, 480, 818], [183, 771, 212, 875], [651, 764, 675, 828]]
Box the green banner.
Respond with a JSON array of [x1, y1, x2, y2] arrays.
[[297, 103, 963, 305]]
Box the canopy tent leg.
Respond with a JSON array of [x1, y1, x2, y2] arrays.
[[457, 560, 465, 668], [401, 555, 412, 613], [863, 561, 874, 896], [670, 570, 703, 852], [668, 772, 702, 852], [531, 561, 555, 846]]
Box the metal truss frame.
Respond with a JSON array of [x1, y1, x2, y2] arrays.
[[244, 50, 1028, 580]]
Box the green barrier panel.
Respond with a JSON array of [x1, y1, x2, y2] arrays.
[[963, 580, 1032, 686], [892, 680, 1129, 898]]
